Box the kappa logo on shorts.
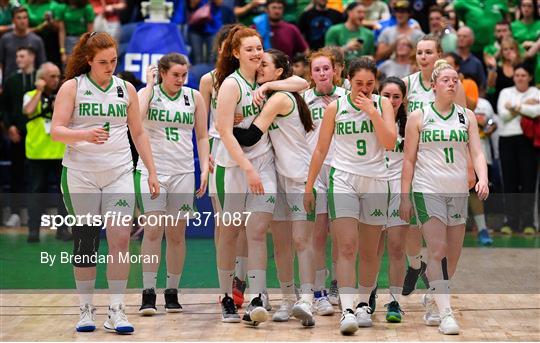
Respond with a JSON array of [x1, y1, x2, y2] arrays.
[[290, 205, 301, 212], [390, 209, 400, 218], [266, 196, 276, 204], [370, 209, 384, 217], [114, 199, 130, 207], [84, 90, 93, 96], [451, 213, 462, 219], [180, 204, 192, 212]]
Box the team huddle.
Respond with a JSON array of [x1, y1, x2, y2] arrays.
[[50, 24, 488, 337]]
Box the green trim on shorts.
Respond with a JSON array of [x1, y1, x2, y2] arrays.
[[60, 167, 75, 216], [413, 192, 429, 225], [306, 187, 316, 222], [386, 181, 390, 217], [134, 169, 144, 214], [216, 165, 226, 210], [209, 137, 214, 152], [328, 167, 336, 220]]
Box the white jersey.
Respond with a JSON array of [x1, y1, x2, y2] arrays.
[[341, 78, 351, 91], [303, 86, 347, 165], [137, 84, 196, 175], [215, 70, 271, 167], [406, 72, 434, 114], [268, 92, 311, 181], [385, 129, 404, 181], [207, 70, 219, 139], [331, 93, 388, 179], [413, 103, 470, 194], [63, 74, 131, 172]]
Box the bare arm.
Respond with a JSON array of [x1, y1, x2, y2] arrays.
[[400, 109, 421, 196], [254, 75, 309, 105], [375, 42, 393, 62], [193, 90, 210, 196], [466, 109, 489, 200], [353, 94, 397, 149], [252, 92, 293, 132], [199, 72, 213, 116], [305, 100, 337, 192], [51, 79, 108, 145], [22, 83, 45, 116], [216, 78, 254, 172], [138, 66, 157, 120], [126, 82, 157, 176]]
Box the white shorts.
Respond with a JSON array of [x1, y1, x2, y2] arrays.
[[273, 173, 315, 222], [386, 178, 409, 229], [215, 151, 277, 216], [328, 168, 389, 225], [412, 192, 468, 226], [60, 163, 135, 219], [135, 170, 195, 218], [208, 137, 220, 197], [314, 163, 331, 215]]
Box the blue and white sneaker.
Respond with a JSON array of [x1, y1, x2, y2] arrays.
[[104, 304, 134, 334], [313, 290, 334, 316], [478, 229, 493, 246], [76, 304, 96, 332]]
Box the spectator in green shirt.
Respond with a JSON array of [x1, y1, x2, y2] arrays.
[[0, 0, 16, 36], [511, 0, 540, 49], [453, 0, 508, 57], [325, 2, 375, 65], [25, 0, 63, 67], [57, 0, 95, 64]]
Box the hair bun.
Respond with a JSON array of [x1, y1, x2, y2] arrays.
[[434, 59, 449, 69]]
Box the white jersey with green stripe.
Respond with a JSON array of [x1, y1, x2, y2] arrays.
[[268, 91, 311, 181], [63, 74, 131, 172], [137, 84, 195, 175], [406, 72, 434, 114], [385, 129, 404, 181], [413, 103, 470, 194], [303, 86, 347, 165], [331, 93, 388, 179], [208, 70, 219, 139], [215, 70, 271, 167]]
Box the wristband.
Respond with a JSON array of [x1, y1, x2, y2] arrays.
[[60, 48, 65, 54]]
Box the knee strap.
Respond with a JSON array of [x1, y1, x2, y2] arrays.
[[72, 225, 102, 267]]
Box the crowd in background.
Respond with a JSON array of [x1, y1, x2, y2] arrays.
[[0, 0, 539, 238]]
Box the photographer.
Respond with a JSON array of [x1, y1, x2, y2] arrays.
[[22, 62, 71, 242]]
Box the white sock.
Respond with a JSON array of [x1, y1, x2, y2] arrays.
[[76, 279, 95, 307], [357, 284, 373, 306], [142, 272, 157, 290], [300, 283, 314, 302], [331, 262, 337, 281], [389, 286, 402, 303], [474, 214, 487, 231], [235, 256, 248, 281], [108, 280, 127, 307], [247, 269, 266, 300], [166, 272, 181, 290], [407, 254, 422, 270], [430, 279, 451, 313], [280, 280, 295, 298], [218, 269, 234, 296], [314, 269, 327, 292], [338, 287, 357, 310]]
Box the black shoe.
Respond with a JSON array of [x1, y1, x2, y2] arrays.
[[55, 228, 73, 241], [27, 230, 40, 243], [221, 294, 241, 322], [164, 288, 182, 313], [369, 283, 378, 312], [402, 261, 427, 296], [242, 294, 268, 326], [139, 288, 157, 315]]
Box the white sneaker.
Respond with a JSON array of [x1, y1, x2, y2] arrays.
[[272, 298, 294, 322], [104, 304, 134, 334], [5, 214, 20, 227], [328, 280, 340, 305], [439, 309, 460, 335], [355, 303, 373, 327], [76, 304, 96, 332], [262, 289, 272, 311], [314, 294, 334, 316], [292, 300, 315, 326], [339, 309, 358, 335], [422, 293, 441, 326]]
